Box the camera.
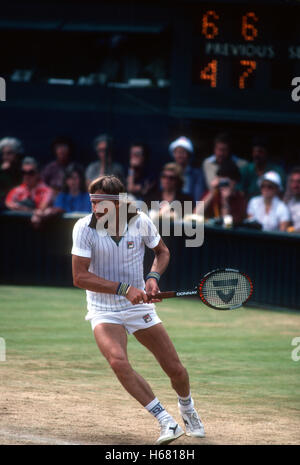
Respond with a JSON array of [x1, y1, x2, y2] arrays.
[[218, 179, 230, 188]]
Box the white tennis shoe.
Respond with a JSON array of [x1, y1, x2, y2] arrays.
[[156, 419, 184, 445], [180, 408, 205, 438]]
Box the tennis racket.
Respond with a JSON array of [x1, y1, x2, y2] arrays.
[[149, 268, 253, 310]]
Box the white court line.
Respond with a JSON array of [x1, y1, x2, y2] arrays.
[[0, 429, 82, 445]]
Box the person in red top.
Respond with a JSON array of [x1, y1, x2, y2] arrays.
[[5, 157, 54, 220]]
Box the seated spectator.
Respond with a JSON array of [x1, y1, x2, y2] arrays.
[[284, 166, 300, 232], [144, 162, 194, 218], [53, 163, 91, 213], [169, 136, 206, 201], [247, 171, 290, 232], [0, 137, 23, 209], [126, 142, 156, 199], [85, 134, 124, 187], [41, 136, 74, 193], [198, 159, 247, 226], [202, 132, 248, 188], [5, 157, 53, 216], [239, 136, 286, 199]]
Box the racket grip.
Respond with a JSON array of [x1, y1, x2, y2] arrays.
[[147, 291, 176, 300]]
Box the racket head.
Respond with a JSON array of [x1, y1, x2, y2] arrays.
[[198, 268, 253, 310]]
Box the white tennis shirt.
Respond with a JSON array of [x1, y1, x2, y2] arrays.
[[247, 195, 290, 231], [71, 211, 161, 315]]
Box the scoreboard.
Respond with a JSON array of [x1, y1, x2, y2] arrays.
[[170, 2, 300, 123]]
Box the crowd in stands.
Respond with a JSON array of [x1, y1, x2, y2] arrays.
[[0, 132, 300, 233]]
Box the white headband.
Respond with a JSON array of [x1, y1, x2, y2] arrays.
[[89, 193, 128, 201]]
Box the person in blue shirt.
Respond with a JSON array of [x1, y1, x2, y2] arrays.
[[168, 136, 206, 202], [54, 163, 91, 213]]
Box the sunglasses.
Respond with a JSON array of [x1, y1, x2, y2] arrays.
[[161, 174, 177, 181], [22, 170, 37, 176], [261, 183, 276, 189]]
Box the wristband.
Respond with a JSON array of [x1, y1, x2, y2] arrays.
[[116, 282, 130, 296], [145, 272, 161, 283]]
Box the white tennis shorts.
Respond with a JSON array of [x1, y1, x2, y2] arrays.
[[86, 305, 162, 334]]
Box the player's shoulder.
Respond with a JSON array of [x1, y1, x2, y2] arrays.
[[73, 213, 94, 231], [136, 210, 154, 226]]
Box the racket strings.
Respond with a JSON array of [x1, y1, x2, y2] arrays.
[[200, 271, 252, 309]]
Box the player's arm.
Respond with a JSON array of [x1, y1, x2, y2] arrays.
[[72, 255, 119, 294], [150, 238, 170, 276], [145, 238, 170, 302], [72, 255, 148, 304]]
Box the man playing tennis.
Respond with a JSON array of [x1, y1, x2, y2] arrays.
[[71, 175, 205, 444]]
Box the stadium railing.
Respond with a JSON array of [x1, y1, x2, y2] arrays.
[[0, 211, 299, 309]]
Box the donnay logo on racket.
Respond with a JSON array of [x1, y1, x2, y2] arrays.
[[213, 278, 238, 303]]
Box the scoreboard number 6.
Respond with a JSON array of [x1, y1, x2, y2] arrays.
[[241, 12, 258, 41], [201, 10, 259, 41]]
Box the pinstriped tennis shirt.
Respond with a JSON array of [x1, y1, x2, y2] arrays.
[[71, 211, 160, 315]]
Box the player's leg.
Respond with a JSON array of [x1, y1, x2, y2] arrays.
[[134, 322, 205, 438], [94, 322, 154, 406], [94, 322, 184, 444], [134, 322, 189, 395]]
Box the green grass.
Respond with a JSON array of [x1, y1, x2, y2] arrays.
[[1, 285, 300, 414]]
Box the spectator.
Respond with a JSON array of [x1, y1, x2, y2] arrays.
[[202, 132, 248, 188], [0, 137, 23, 209], [239, 136, 286, 199], [53, 163, 91, 214], [144, 162, 194, 218], [5, 157, 53, 216], [247, 171, 290, 232], [85, 134, 124, 187], [42, 136, 74, 193], [198, 159, 247, 226], [126, 142, 156, 199], [284, 166, 300, 232], [169, 136, 206, 202]]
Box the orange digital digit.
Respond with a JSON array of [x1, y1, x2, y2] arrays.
[[241, 12, 258, 41], [200, 59, 218, 88], [239, 60, 256, 89], [202, 10, 219, 39]]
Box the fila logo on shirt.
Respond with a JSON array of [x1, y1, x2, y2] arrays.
[[127, 241, 134, 249]]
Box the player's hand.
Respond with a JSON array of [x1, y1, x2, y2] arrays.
[[126, 286, 149, 305], [145, 278, 162, 303]]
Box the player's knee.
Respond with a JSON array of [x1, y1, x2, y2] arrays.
[[109, 356, 131, 377]]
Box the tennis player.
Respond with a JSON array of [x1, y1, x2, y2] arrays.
[[71, 175, 205, 444]]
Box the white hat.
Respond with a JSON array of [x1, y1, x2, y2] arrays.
[[259, 171, 282, 190], [169, 136, 194, 155]]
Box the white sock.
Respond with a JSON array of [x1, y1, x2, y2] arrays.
[[145, 397, 173, 423], [178, 392, 194, 413]]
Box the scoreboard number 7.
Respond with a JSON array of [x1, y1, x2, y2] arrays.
[[239, 60, 256, 89]]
